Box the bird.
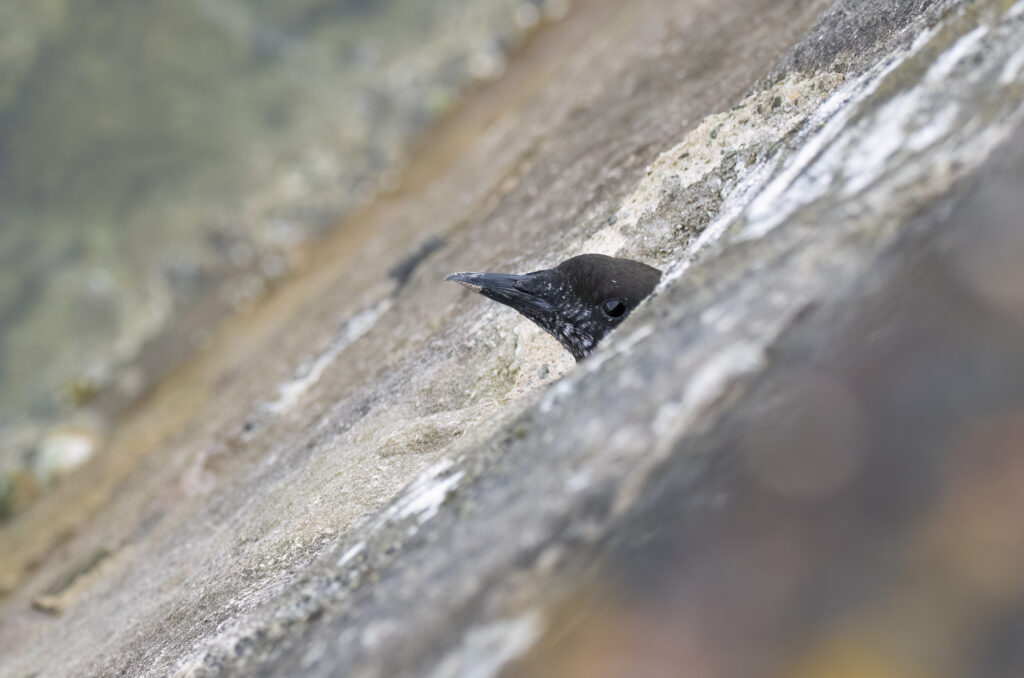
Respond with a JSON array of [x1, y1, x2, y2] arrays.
[[446, 253, 662, 361]]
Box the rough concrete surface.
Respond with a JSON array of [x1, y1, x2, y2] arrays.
[[3, 0, 1024, 676]]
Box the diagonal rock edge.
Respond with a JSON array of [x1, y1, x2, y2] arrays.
[[158, 0, 1024, 676]]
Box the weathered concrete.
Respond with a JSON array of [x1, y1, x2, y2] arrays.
[[2, 0, 1024, 676]]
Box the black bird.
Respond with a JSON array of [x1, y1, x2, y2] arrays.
[[446, 253, 662, 361]]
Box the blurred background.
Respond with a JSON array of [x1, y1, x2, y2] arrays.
[[0, 0, 568, 517]]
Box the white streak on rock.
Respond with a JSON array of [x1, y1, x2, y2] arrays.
[[1000, 43, 1024, 84], [923, 25, 988, 84], [337, 542, 365, 567], [839, 26, 989, 195], [662, 155, 782, 285], [429, 610, 545, 678], [741, 23, 943, 240], [268, 298, 392, 414], [387, 459, 465, 524]]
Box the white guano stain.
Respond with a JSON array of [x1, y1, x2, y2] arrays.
[[840, 88, 957, 195], [387, 459, 465, 524], [1000, 42, 1024, 84], [838, 25, 989, 196], [922, 25, 989, 84], [268, 298, 392, 414], [660, 61, 886, 282], [428, 610, 545, 678], [739, 11, 1024, 241], [741, 22, 944, 240], [337, 542, 365, 567]]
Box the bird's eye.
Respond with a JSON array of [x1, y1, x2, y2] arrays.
[[602, 299, 626, 318]]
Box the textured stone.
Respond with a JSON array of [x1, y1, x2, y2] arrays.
[[2, 0, 1024, 676]]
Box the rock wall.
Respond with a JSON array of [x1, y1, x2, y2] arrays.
[[0, 0, 560, 502], [2, 0, 1024, 676]]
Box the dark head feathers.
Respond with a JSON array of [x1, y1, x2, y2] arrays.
[[446, 254, 661, 360]]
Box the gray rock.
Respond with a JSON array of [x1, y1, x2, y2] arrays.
[[2, 0, 1024, 676]]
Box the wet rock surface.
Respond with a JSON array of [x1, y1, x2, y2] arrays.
[[3, 0, 1024, 676]]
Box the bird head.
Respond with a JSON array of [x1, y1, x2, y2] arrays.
[[446, 254, 662, 361]]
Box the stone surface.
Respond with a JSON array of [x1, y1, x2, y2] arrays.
[[0, 0, 558, 500], [2, 0, 1024, 676]]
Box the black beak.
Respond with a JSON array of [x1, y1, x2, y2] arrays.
[[445, 271, 554, 318]]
